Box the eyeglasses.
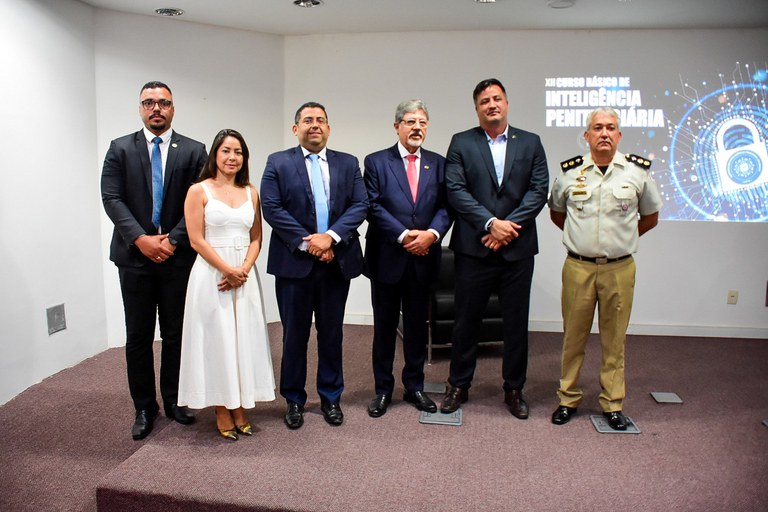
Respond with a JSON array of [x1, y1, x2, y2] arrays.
[[401, 119, 428, 128], [299, 117, 328, 126], [140, 99, 173, 110]]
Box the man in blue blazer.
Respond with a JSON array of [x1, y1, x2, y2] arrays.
[[101, 81, 207, 439], [363, 99, 451, 417], [440, 79, 549, 419], [261, 102, 368, 429]]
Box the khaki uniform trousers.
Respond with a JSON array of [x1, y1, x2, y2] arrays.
[[558, 256, 635, 412]]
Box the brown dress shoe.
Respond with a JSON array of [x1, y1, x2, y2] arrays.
[[440, 386, 468, 413], [504, 390, 529, 419]]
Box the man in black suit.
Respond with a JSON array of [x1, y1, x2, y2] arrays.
[[363, 99, 451, 417], [261, 102, 368, 429], [101, 81, 207, 440], [440, 79, 549, 418]]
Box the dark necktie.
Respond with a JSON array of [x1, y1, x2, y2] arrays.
[[308, 154, 329, 233], [151, 136, 163, 229]]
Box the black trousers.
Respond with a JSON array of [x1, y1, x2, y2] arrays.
[[448, 252, 534, 391], [370, 258, 432, 396], [118, 263, 191, 412], [275, 260, 350, 407]]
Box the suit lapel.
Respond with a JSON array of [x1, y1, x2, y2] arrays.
[[387, 145, 414, 205], [417, 150, 436, 205], [474, 128, 499, 189], [134, 131, 153, 197], [501, 125, 519, 185], [291, 146, 314, 205], [323, 149, 337, 215], [163, 131, 180, 190]]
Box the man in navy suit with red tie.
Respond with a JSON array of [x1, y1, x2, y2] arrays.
[[261, 102, 368, 429], [101, 81, 207, 440], [362, 100, 451, 417]]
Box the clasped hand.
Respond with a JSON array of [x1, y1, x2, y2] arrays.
[[482, 219, 522, 252], [218, 266, 248, 292], [303, 233, 335, 263], [403, 230, 436, 256], [136, 234, 175, 263]]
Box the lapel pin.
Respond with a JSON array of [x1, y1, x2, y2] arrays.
[[424, 165, 430, 170], [172, 143, 178, 148]]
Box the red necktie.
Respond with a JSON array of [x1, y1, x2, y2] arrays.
[[406, 154, 418, 202]]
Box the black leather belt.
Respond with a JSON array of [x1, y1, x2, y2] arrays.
[[568, 251, 631, 264]]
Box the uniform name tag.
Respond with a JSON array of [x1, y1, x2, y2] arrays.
[[572, 190, 587, 196]]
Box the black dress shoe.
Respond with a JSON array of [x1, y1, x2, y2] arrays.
[[551, 405, 577, 425], [321, 402, 344, 426], [440, 386, 468, 414], [403, 390, 437, 413], [603, 411, 628, 431], [164, 404, 195, 425], [284, 402, 304, 429], [131, 409, 157, 440], [367, 394, 392, 418], [504, 390, 529, 419]]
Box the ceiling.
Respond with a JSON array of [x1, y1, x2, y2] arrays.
[[79, 0, 768, 35]]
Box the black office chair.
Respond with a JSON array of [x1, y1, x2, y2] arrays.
[[427, 247, 504, 363]]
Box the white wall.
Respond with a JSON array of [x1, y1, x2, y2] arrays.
[[0, 0, 106, 405], [1, 4, 765, 405], [95, 11, 284, 347], [284, 29, 768, 338]]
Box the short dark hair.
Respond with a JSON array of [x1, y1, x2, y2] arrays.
[[294, 101, 328, 124], [199, 129, 251, 187], [140, 81, 172, 95], [472, 78, 506, 104]]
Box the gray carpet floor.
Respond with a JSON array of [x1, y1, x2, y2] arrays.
[[1, 324, 767, 511]]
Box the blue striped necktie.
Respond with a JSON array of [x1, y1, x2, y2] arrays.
[[151, 136, 163, 228], [308, 153, 329, 233]]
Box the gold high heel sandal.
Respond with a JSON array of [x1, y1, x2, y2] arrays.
[[218, 427, 238, 441], [235, 423, 253, 436]]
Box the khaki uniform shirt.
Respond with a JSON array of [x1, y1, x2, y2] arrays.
[[548, 152, 662, 258]]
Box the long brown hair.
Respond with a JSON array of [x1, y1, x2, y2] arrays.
[[199, 129, 251, 187]]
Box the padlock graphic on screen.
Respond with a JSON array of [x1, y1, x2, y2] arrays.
[[714, 118, 768, 194]]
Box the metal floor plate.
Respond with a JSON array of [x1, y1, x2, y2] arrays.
[[419, 409, 462, 426], [650, 391, 683, 404], [590, 414, 641, 434]]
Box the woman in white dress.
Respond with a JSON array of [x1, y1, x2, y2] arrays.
[[178, 129, 275, 440]]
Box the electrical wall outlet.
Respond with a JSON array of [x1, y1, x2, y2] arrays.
[[46, 303, 66, 335], [726, 290, 738, 305]]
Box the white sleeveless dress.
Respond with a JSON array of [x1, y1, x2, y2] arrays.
[[178, 183, 275, 409]]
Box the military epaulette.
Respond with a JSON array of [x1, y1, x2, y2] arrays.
[[625, 153, 652, 169], [560, 156, 583, 172]]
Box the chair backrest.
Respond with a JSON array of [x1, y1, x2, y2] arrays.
[[435, 247, 455, 290]]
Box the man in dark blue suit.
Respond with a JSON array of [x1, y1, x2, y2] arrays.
[[261, 102, 368, 429], [440, 79, 549, 419], [363, 100, 451, 417], [101, 81, 207, 439]]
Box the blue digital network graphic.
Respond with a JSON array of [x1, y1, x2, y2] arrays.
[[662, 62, 768, 221]]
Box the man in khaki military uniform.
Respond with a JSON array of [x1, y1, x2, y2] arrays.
[[548, 106, 662, 430]]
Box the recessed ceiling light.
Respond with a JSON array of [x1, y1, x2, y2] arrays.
[[475, 0, 497, 3], [154, 8, 184, 17], [547, 0, 575, 8], [294, 0, 323, 7]]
